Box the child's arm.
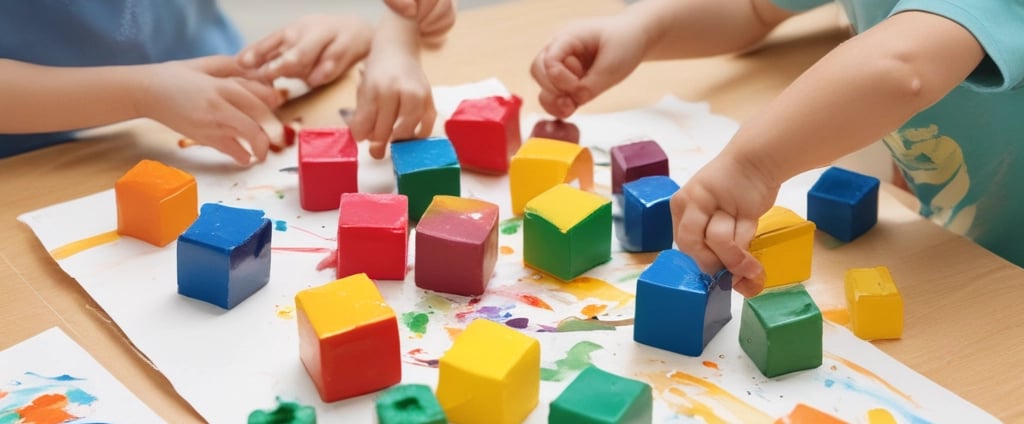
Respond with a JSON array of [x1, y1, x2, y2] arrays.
[[0, 56, 282, 165], [672, 11, 985, 297], [348, 9, 437, 159], [381, 0, 456, 47]]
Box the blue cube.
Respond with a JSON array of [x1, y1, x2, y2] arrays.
[[617, 176, 679, 252], [807, 167, 880, 242], [634, 249, 732, 356], [177, 203, 272, 309], [391, 137, 461, 221]]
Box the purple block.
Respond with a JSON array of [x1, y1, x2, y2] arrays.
[[414, 196, 499, 296], [610, 140, 669, 194]]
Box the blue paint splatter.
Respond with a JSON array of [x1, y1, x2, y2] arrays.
[[65, 387, 97, 405], [824, 379, 835, 388], [274, 220, 288, 232], [24, 372, 84, 382], [823, 377, 929, 424]]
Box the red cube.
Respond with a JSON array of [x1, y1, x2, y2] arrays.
[[529, 119, 580, 144], [444, 95, 523, 174], [337, 193, 409, 280], [415, 196, 499, 296], [298, 127, 357, 211]]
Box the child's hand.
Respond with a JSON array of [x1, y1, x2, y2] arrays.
[[138, 56, 283, 165], [670, 152, 780, 297], [531, 15, 646, 119], [237, 14, 373, 88], [348, 47, 436, 159], [382, 0, 457, 45]]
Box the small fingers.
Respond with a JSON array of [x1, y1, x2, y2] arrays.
[[676, 206, 722, 275], [733, 272, 766, 298], [239, 32, 286, 70], [705, 211, 761, 278]]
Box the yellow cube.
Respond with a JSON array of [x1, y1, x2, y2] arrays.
[[509, 138, 593, 215], [749, 206, 814, 288], [436, 318, 540, 424], [845, 266, 903, 340]]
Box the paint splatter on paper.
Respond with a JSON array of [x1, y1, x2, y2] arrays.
[[541, 341, 603, 382]]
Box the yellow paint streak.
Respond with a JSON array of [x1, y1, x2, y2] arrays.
[[867, 408, 898, 424], [644, 371, 772, 424], [825, 353, 917, 406], [500, 245, 515, 255], [445, 326, 463, 341], [821, 308, 850, 326], [275, 305, 295, 320], [538, 275, 634, 308], [49, 231, 120, 260]]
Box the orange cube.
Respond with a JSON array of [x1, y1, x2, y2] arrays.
[[115, 160, 198, 247]]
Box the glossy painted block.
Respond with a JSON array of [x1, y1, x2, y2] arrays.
[[391, 137, 461, 221], [610, 140, 668, 194], [548, 365, 652, 424], [530, 119, 580, 144], [509, 138, 594, 215], [845, 266, 903, 340], [618, 176, 679, 252], [337, 193, 409, 280], [808, 166, 880, 242], [436, 319, 540, 424], [750, 206, 815, 288], [445, 95, 523, 174], [177, 203, 271, 309], [634, 249, 732, 357], [115, 159, 198, 247], [739, 285, 822, 378], [523, 184, 611, 281], [248, 400, 316, 424], [376, 384, 447, 424], [295, 273, 401, 402], [298, 127, 358, 211], [415, 196, 499, 296]]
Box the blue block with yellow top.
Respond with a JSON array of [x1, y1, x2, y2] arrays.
[[618, 175, 679, 252], [177, 203, 272, 309], [391, 137, 461, 221]]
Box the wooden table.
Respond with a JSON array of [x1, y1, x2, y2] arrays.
[[2, 0, 1021, 421]]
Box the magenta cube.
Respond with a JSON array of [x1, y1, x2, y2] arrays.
[[444, 95, 523, 174], [298, 128, 358, 211], [337, 193, 409, 280], [610, 140, 669, 194], [414, 196, 499, 296]]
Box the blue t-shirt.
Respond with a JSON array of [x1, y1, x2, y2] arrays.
[[773, 0, 1024, 267], [0, 1, 244, 157]]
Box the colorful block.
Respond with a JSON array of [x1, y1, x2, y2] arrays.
[[177, 203, 272, 309], [845, 266, 903, 340], [509, 138, 594, 215], [115, 159, 198, 247], [618, 176, 679, 252], [524, 184, 611, 281], [444, 95, 523, 174], [337, 193, 409, 280], [248, 399, 316, 424], [750, 206, 815, 288], [807, 166, 880, 242], [549, 365, 652, 424], [530, 119, 580, 144], [297, 127, 358, 211], [376, 384, 447, 424], [391, 137, 461, 221], [415, 196, 499, 296], [295, 273, 401, 402], [610, 140, 668, 194], [634, 249, 732, 357], [739, 285, 822, 378], [436, 319, 540, 424]]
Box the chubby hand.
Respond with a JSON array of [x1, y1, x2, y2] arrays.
[[237, 14, 373, 88], [138, 56, 283, 165], [531, 15, 646, 119], [382, 0, 457, 46], [670, 152, 780, 297]]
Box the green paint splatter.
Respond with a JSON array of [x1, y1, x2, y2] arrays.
[[275, 190, 285, 200], [556, 317, 616, 332], [541, 341, 603, 382], [499, 217, 523, 235], [248, 397, 316, 424], [402, 312, 430, 335]]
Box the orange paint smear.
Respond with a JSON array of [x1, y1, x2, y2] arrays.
[[702, 361, 720, 370], [444, 326, 463, 341], [499, 245, 515, 255], [0, 390, 6, 400], [645, 371, 772, 424], [821, 308, 850, 326], [581, 304, 607, 317], [825, 353, 917, 406], [774, 403, 845, 424], [17, 393, 76, 424], [529, 274, 635, 308], [49, 230, 120, 260], [518, 294, 553, 310]]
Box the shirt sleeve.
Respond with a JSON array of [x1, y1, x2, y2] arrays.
[[892, 0, 1024, 92], [769, 0, 832, 12]]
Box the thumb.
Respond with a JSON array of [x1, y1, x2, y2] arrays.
[[571, 51, 631, 107], [383, 0, 417, 18]]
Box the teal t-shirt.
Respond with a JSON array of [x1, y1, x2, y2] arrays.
[[773, 0, 1024, 267], [0, 1, 244, 157]]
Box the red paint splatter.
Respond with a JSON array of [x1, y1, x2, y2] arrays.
[[316, 250, 338, 271], [272, 247, 334, 254], [17, 393, 76, 424], [519, 294, 553, 310], [288, 224, 335, 241], [702, 361, 719, 370]]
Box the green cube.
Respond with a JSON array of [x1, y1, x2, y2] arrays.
[[524, 184, 611, 281], [391, 137, 461, 221], [248, 399, 316, 424], [738, 285, 822, 378], [549, 365, 652, 424], [376, 384, 447, 424]]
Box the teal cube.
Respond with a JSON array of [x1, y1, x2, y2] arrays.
[[549, 365, 652, 424], [524, 184, 611, 281], [738, 285, 822, 378], [376, 384, 447, 424], [391, 137, 461, 221]]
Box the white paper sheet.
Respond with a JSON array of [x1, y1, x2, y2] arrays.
[[18, 81, 997, 423]]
